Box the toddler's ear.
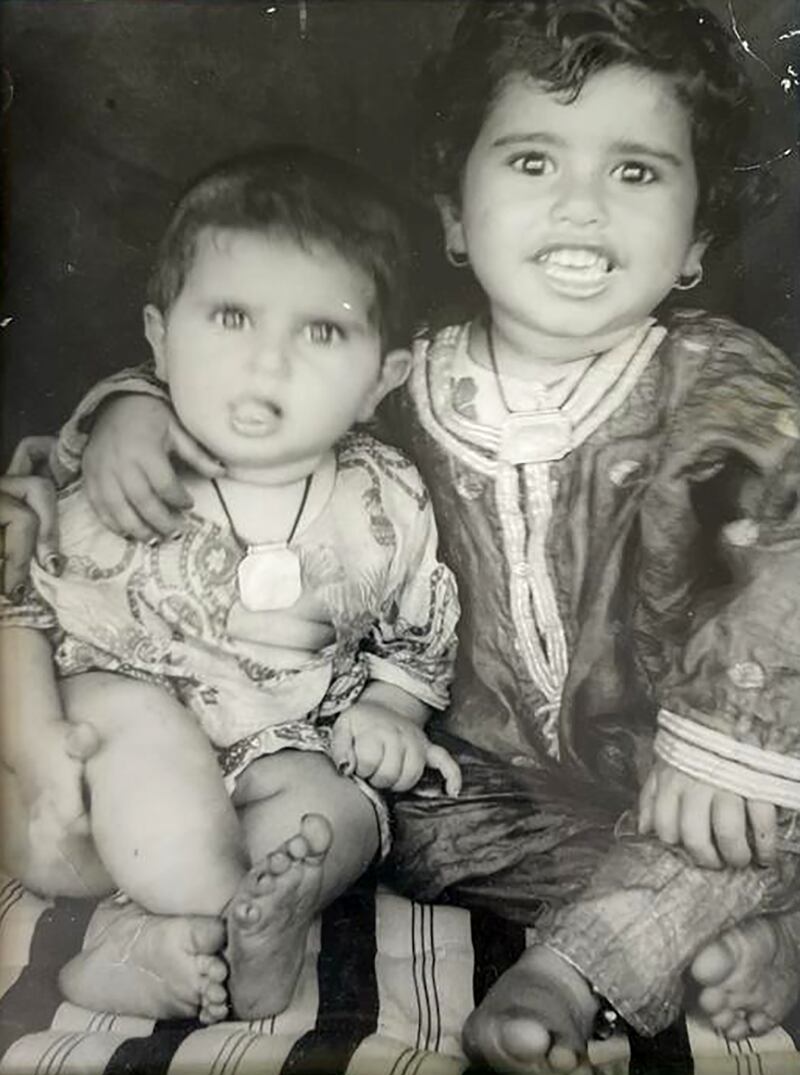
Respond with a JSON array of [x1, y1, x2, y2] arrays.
[[682, 234, 710, 279], [357, 349, 412, 421], [143, 305, 168, 381]]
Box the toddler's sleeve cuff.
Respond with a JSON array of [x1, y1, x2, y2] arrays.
[[655, 708, 800, 809]]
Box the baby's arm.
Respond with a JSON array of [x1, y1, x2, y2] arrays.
[[330, 680, 461, 797], [329, 442, 462, 796], [54, 366, 223, 540]]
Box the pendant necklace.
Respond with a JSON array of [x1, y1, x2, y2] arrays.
[[486, 321, 574, 464], [211, 474, 312, 611]]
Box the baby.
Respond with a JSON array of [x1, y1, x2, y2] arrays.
[[0, 145, 460, 1023]]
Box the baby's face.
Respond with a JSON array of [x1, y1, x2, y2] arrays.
[[146, 228, 391, 482], [444, 64, 707, 360]]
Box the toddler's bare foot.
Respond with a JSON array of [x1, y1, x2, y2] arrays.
[[691, 917, 800, 1040], [59, 899, 228, 1023], [226, 813, 331, 1020], [462, 945, 598, 1074]]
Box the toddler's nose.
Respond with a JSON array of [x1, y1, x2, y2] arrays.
[[551, 171, 607, 227]]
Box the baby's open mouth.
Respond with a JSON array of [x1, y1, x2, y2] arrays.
[[230, 399, 283, 434]]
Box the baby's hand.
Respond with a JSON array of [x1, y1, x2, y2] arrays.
[[18, 722, 99, 846], [330, 702, 462, 797], [638, 758, 777, 869], [83, 395, 224, 542]]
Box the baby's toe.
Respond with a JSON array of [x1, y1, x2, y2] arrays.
[[187, 917, 226, 955], [265, 849, 292, 876], [232, 898, 262, 928], [299, 813, 333, 855]]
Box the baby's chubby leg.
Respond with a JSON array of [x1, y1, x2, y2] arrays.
[[225, 750, 380, 1019], [62, 673, 246, 916]]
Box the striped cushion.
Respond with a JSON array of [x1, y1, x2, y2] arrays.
[[1, 876, 799, 1075]]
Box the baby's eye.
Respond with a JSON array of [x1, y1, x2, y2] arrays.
[[305, 321, 344, 345], [509, 152, 554, 177], [212, 306, 250, 330], [612, 161, 657, 185]]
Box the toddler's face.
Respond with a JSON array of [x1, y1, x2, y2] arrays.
[[444, 64, 707, 358], [145, 228, 405, 482]]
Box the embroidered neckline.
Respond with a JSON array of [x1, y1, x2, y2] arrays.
[[408, 317, 666, 758], [412, 318, 665, 470]]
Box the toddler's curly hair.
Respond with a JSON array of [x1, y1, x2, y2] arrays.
[[418, 0, 775, 241]]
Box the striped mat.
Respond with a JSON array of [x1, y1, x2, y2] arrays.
[[1, 875, 799, 1075]]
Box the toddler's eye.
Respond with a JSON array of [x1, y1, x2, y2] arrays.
[[213, 306, 249, 330], [305, 321, 344, 345], [509, 152, 554, 177], [612, 161, 657, 185]]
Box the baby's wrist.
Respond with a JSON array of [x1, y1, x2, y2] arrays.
[[360, 680, 429, 725]]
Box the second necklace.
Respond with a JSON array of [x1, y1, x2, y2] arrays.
[[486, 320, 575, 464]]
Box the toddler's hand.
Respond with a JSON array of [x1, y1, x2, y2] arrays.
[[330, 702, 462, 797], [0, 474, 61, 595], [83, 395, 224, 542], [638, 758, 777, 869], [19, 722, 99, 847], [7, 435, 58, 478]]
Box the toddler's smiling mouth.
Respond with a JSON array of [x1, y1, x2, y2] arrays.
[[533, 244, 616, 296]]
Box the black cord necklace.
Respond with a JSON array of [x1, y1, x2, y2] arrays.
[[485, 319, 515, 415], [211, 474, 312, 611], [484, 319, 573, 464]]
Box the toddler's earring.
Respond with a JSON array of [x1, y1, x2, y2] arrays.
[[674, 266, 703, 291], [446, 247, 470, 269]]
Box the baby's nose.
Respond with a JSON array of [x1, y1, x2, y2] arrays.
[[249, 334, 290, 376]]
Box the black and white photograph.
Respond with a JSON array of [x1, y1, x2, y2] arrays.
[[1, 1, 799, 1072]]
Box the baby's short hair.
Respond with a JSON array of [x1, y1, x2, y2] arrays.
[[147, 145, 414, 351], [418, 0, 773, 240]]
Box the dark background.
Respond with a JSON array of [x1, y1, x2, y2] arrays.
[[2, 0, 798, 463]]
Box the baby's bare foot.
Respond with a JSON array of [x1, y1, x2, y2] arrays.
[[463, 945, 598, 1074], [691, 917, 800, 1040], [59, 899, 228, 1022], [226, 813, 331, 1020]]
